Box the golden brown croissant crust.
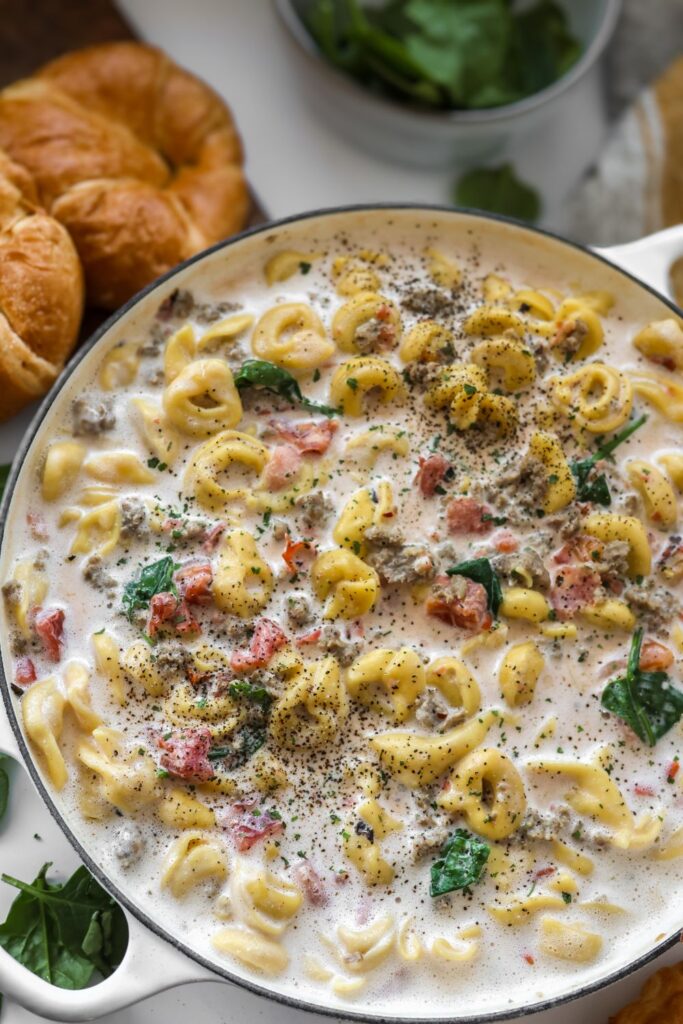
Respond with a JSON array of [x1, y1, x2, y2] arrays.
[[611, 961, 683, 1024], [0, 42, 249, 309], [0, 150, 83, 422]]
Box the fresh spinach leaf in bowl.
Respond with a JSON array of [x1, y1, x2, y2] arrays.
[[302, 0, 581, 111]]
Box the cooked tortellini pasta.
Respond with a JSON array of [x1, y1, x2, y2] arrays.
[[347, 647, 424, 721], [22, 676, 68, 788], [551, 363, 633, 433], [252, 303, 334, 370], [212, 529, 274, 616], [162, 832, 228, 898], [438, 747, 527, 839], [332, 292, 401, 355], [329, 356, 404, 416], [42, 441, 85, 500], [311, 548, 380, 619], [163, 358, 243, 437]]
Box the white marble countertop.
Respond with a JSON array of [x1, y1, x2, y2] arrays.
[[1, 2, 680, 1022]]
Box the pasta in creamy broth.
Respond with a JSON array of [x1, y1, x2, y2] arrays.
[[2, 213, 683, 1017]]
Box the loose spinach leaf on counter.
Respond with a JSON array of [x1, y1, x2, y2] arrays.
[[122, 555, 178, 620], [0, 756, 8, 822], [0, 464, 10, 502], [571, 414, 647, 507], [302, 0, 580, 111], [447, 556, 502, 616], [454, 164, 541, 223], [602, 628, 683, 746], [0, 863, 128, 988], [430, 828, 490, 898], [228, 680, 274, 710], [233, 360, 339, 418]]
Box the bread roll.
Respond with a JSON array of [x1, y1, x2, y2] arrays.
[[0, 150, 83, 421], [0, 43, 249, 309]]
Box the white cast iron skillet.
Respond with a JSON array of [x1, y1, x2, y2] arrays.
[[0, 206, 682, 1023]]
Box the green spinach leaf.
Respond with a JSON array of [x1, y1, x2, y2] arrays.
[[447, 556, 502, 616], [430, 828, 490, 897], [0, 864, 128, 988], [571, 414, 647, 506], [122, 556, 178, 620], [454, 164, 541, 223], [602, 628, 683, 745], [228, 680, 273, 710], [233, 360, 339, 418]]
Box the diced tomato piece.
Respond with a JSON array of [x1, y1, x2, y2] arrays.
[[446, 497, 492, 535], [295, 627, 322, 646], [160, 517, 182, 533], [15, 656, 36, 687], [550, 566, 601, 621], [226, 807, 284, 852], [667, 760, 680, 783], [158, 726, 214, 781], [293, 861, 328, 906], [231, 617, 288, 672], [415, 453, 450, 497], [202, 522, 226, 553], [550, 318, 579, 350], [554, 536, 604, 566], [174, 598, 201, 635], [263, 444, 303, 491], [639, 639, 674, 672], [175, 562, 213, 604], [27, 513, 48, 540], [522, 953, 535, 966], [282, 537, 313, 573], [270, 418, 338, 454], [533, 866, 556, 881], [148, 592, 200, 637], [634, 783, 656, 797], [491, 529, 518, 554], [425, 577, 492, 632], [34, 608, 64, 662]]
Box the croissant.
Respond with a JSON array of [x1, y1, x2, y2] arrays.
[[611, 962, 683, 1024], [0, 42, 249, 309], [0, 150, 83, 422]]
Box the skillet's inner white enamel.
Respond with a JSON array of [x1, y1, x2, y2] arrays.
[[2, 211, 682, 1018]]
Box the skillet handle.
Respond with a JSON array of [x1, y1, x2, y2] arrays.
[[0, 911, 216, 1022], [595, 224, 683, 304]]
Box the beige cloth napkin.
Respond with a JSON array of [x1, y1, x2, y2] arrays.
[[570, 56, 683, 248]]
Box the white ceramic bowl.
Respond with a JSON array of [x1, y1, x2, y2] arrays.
[[275, 0, 622, 168], [0, 206, 682, 1024]]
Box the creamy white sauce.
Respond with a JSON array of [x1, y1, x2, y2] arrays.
[[1, 211, 682, 1019]]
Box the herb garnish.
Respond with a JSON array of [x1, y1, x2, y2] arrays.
[[0, 863, 127, 988], [447, 556, 502, 616], [601, 628, 683, 746], [208, 725, 267, 766], [570, 414, 647, 506], [430, 829, 490, 898], [233, 359, 339, 417], [122, 556, 178, 620], [228, 680, 274, 710]]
